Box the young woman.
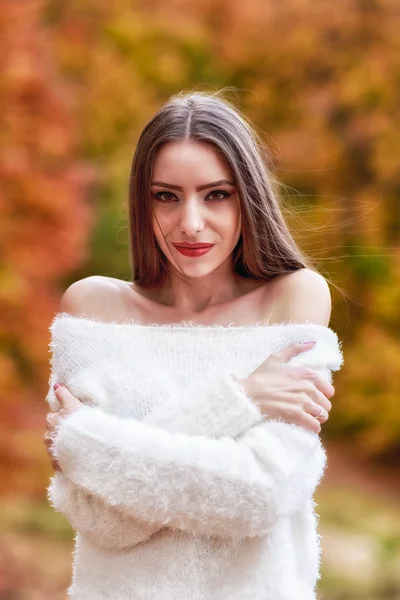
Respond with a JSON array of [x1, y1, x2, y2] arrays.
[[44, 91, 343, 600]]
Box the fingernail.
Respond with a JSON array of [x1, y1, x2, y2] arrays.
[[302, 341, 316, 345], [53, 383, 61, 391]]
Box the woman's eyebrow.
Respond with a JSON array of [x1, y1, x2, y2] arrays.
[[151, 179, 235, 191]]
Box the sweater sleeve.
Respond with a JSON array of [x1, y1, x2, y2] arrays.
[[47, 473, 158, 548], [51, 398, 326, 540], [47, 371, 263, 548]]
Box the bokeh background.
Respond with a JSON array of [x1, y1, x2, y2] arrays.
[[1, 0, 399, 598]]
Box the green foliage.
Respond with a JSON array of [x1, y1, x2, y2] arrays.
[[0, 498, 74, 541]]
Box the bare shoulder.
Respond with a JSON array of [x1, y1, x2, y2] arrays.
[[271, 268, 332, 326], [59, 275, 128, 320]]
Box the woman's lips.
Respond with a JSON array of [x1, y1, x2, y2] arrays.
[[172, 245, 214, 257]]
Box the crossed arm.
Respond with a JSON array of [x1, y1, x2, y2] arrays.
[[47, 371, 264, 548], [47, 364, 329, 548]]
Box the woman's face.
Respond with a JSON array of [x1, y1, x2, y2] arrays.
[[151, 140, 242, 280]]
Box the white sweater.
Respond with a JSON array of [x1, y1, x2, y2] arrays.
[[46, 313, 344, 600]]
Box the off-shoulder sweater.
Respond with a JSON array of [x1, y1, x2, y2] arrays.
[[46, 313, 344, 600]]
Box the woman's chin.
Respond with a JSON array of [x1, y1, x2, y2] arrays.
[[170, 260, 221, 280]]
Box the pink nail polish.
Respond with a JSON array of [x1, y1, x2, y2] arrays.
[[53, 383, 60, 391]]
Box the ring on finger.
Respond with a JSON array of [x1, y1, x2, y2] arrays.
[[315, 408, 327, 422]]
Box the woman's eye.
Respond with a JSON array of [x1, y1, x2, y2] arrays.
[[153, 191, 176, 202], [206, 190, 231, 201], [152, 190, 231, 203]]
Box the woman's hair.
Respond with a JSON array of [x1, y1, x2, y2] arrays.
[[128, 89, 315, 287]]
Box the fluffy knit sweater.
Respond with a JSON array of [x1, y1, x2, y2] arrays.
[[46, 313, 344, 600]]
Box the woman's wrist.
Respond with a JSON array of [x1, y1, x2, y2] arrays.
[[238, 374, 258, 403]]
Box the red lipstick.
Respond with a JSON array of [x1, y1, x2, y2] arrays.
[[172, 243, 215, 257]]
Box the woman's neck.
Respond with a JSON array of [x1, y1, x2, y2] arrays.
[[129, 276, 271, 327], [155, 276, 260, 312]]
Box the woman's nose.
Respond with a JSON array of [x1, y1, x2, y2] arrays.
[[179, 201, 204, 235]]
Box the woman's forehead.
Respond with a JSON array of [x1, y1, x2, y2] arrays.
[[152, 140, 233, 183]]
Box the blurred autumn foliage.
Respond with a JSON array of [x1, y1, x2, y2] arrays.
[[1, 0, 399, 501]]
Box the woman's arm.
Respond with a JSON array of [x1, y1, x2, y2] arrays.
[[50, 390, 327, 541], [48, 473, 158, 548], [47, 371, 263, 549]]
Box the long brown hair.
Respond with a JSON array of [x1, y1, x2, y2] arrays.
[[128, 89, 315, 288]]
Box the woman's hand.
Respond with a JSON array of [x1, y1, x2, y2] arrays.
[[239, 341, 335, 434], [44, 384, 85, 472]]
